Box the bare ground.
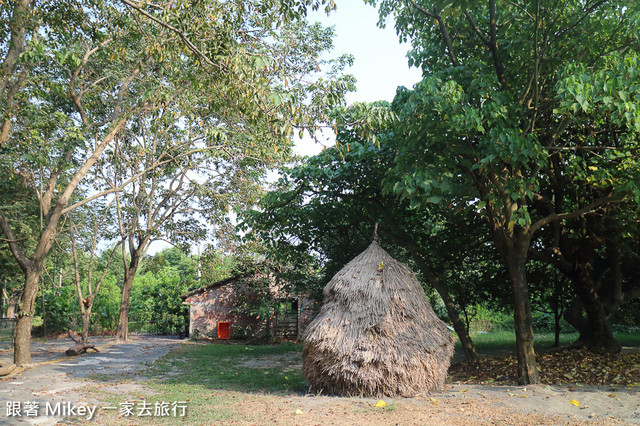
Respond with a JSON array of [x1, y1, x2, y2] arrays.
[[233, 350, 640, 425], [0, 337, 639, 425]]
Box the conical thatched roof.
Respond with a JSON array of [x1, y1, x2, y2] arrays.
[[302, 240, 454, 397]]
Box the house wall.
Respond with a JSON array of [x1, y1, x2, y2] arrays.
[[184, 278, 320, 340], [185, 284, 266, 338]]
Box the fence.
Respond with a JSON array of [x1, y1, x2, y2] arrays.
[[0, 315, 186, 347], [0, 317, 16, 351], [128, 315, 188, 336], [273, 299, 299, 340]]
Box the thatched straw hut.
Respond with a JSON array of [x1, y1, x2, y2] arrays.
[[302, 239, 454, 397]]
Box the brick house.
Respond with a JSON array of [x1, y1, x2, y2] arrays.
[[180, 273, 317, 341]]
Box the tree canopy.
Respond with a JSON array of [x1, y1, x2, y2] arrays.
[[0, 0, 353, 365], [244, 0, 640, 385]]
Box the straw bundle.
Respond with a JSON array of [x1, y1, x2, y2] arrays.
[[302, 240, 454, 397]]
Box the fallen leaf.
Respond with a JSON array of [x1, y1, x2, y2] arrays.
[[374, 400, 386, 408], [569, 399, 580, 407], [448, 350, 640, 386]]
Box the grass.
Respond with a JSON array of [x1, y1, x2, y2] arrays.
[[615, 332, 640, 347], [85, 342, 307, 424], [149, 342, 305, 393], [83, 332, 640, 423], [456, 331, 640, 354]]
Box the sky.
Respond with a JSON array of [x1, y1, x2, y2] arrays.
[[293, 2, 423, 156]]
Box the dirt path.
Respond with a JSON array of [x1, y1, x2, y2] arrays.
[[0, 336, 182, 425]]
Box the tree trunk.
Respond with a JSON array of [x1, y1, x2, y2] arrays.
[[0, 363, 16, 376], [65, 343, 99, 356], [13, 268, 40, 366], [5, 287, 20, 318], [443, 291, 478, 361], [81, 306, 92, 344], [556, 238, 620, 353], [552, 275, 564, 348], [409, 252, 478, 361], [6, 296, 16, 318], [41, 284, 46, 337], [569, 273, 620, 353], [1, 281, 5, 317], [115, 267, 136, 341], [564, 296, 588, 336], [504, 245, 539, 385]]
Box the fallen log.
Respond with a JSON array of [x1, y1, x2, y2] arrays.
[[65, 343, 99, 356], [65, 330, 100, 356], [0, 363, 16, 376]]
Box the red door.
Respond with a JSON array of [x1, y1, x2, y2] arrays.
[[217, 322, 230, 339]]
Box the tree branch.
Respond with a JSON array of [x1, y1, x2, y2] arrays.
[[0, 0, 32, 101], [623, 283, 640, 304], [0, 67, 29, 147], [0, 210, 30, 272], [42, 149, 74, 218], [113, 67, 140, 120], [69, 39, 112, 126], [406, 0, 459, 67], [120, 0, 223, 72], [464, 10, 490, 46], [488, 0, 506, 88], [92, 238, 123, 300], [63, 139, 225, 215], [530, 193, 626, 234], [68, 217, 86, 315]]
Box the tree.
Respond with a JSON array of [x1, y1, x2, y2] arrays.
[[0, 0, 352, 365], [531, 200, 640, 350], [99, 11, 351, 340], [107, 118, 215, 341], [368, 0, 640, 383], [68, 201, 121, 344], [0, 1, 150, 365], [243, 114, 487, 360]]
